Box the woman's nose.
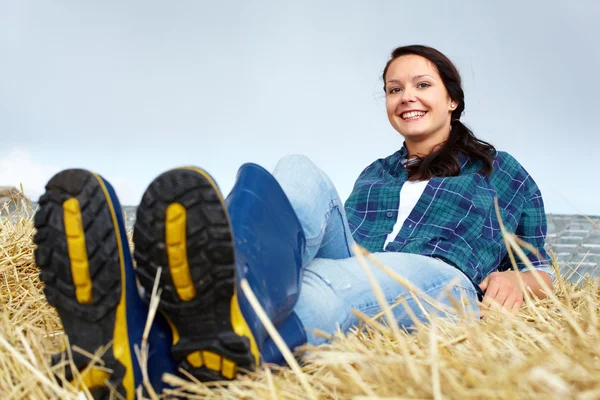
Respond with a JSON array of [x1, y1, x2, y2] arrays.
[[400, 88, 417, 103]]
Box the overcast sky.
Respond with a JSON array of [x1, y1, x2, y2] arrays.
[[1, 0, 599, 215]]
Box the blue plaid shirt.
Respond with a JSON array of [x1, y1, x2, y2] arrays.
[[344, 144, 553, 285]]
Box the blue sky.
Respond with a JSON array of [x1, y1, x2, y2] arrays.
[[1, 0, 599, 215]]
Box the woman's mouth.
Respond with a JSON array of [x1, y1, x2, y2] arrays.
[[401, 111, 427, 121]]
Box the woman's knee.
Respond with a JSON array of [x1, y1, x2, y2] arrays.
[[273, 154, 336, 199], [274, 154, 318, 176]]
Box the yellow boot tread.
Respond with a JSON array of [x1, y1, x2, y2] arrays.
[[133, 167, 259, 381], [33, 169, 134, 399]]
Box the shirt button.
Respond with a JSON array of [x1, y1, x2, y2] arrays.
[[386, 211, 393, 218]]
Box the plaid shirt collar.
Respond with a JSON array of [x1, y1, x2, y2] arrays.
[[393, 142, 471, 174]]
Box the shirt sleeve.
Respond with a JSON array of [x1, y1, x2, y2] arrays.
[[497, 178, 557, 283]]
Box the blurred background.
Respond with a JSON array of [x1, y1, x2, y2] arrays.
[[1, 0, 598, 213]]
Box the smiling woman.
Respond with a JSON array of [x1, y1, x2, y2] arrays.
[[33, 44, 555, 396], [345, 45, 554, 307]]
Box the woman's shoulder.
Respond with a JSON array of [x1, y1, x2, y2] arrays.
[[490, 150, 529, 175], [359, 149, 404, 174], [492, 150, 518, 164], [488, 150, 541, 196]]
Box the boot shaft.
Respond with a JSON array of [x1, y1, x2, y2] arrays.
[[226, 163, 307, 357]]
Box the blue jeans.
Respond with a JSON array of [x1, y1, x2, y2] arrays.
[[272, 155, 480, 346]]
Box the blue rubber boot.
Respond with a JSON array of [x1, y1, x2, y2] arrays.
[[226, 163, 308, 365], [33, 169, 176, 399], [133, 164, 307, 381]]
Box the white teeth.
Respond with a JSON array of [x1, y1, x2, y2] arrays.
[[402, 111, 426, 120]]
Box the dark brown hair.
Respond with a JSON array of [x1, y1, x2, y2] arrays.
[[383, 45, 496, 180]]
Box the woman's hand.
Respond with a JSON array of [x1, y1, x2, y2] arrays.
[[479, 270, 553, 317], [479, 271, 525, 315]]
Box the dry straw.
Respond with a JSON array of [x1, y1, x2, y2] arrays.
[[1, 198, 599, 399]]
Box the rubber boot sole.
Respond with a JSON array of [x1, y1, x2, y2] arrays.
[[133, 167, 259, 381], [33, 169, 135, 399]]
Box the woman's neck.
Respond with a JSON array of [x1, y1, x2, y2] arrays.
[[405, 139, 444, 158], [404, 130, 450, 158]]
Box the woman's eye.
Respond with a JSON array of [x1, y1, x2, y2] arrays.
[[388, 87, 402, 94], [417, 82, 431, 89]]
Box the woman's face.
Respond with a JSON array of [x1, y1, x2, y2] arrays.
[[385, 55, 455, 151]]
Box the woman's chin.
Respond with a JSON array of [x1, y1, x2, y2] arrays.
[[399, 130, 430, 140]]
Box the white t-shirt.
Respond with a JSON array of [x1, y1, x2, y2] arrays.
[[383, 158, 429, 250]]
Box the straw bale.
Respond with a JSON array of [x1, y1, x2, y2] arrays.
[[1, 200, 599, 400]]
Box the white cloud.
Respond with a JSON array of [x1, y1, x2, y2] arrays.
[[0, 149, 61, 201], [0, 149, 145, 205]]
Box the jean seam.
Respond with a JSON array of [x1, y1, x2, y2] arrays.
[[328, 199, 353, 258], [333, 200, 354, 258], [304, 198, 351, 253]]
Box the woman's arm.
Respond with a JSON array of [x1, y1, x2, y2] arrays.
[[482, 155, 555, 314]]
